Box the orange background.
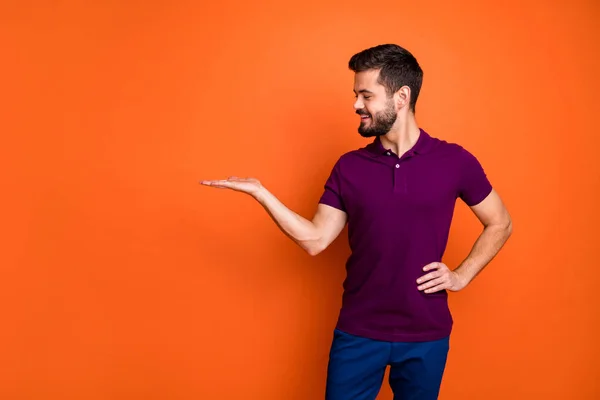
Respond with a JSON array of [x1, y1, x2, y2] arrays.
[[1, 1, 599, 399]]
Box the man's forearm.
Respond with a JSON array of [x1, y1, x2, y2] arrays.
[[253, 187, 322, 254], [454, 221, 513, 286]]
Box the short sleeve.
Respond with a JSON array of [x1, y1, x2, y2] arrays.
[[457, 147, 493, 206], [318, 159, 346, 212]]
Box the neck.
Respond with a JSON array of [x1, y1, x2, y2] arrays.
[[380, 114, 420, 156]]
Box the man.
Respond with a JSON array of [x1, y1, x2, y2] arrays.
[[201, 44, 512, 400]]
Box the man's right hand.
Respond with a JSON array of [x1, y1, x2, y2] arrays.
[[200, 176, 264, 198]]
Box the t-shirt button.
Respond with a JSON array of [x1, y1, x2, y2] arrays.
[[395, 164, 400, 168]]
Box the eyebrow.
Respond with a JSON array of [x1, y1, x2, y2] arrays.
[[354, 89, 375, 94]]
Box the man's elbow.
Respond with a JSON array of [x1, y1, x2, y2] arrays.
[[306, 243, 325, 256], [303, 240, 327, 256], [306, 248, 320, 257], [485, 214, 512, 240], [502, 214, 513, 238]]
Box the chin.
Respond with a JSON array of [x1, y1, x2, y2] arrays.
[[358, 129, 380, 138], [358, 124, 386, 137], [358, 122, 374, 137]]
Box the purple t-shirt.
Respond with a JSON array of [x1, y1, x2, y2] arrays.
[[319, 128, 492, 342]]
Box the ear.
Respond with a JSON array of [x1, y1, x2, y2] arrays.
[[394, 86, 411, 109]]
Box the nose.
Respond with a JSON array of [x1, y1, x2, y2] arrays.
[[353, 97, 364, 110]]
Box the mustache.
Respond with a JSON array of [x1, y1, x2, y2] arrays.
[[356, 110, 371, 116]]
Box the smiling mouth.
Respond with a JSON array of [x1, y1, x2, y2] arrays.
[[360, 115, 371, 121]]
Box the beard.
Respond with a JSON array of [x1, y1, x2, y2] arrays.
[[357, 98, 397, 137]]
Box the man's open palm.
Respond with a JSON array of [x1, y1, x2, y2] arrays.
[[200, 176, 263, 197]]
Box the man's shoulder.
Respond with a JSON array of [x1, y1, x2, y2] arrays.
[[427, 134, 479, 161], [427, 133, 461, 152], [425, 135, 489, 185]]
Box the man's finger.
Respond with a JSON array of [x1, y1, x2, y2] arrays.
[[424, 284, 447, 294], [200, 180, 234, 188], [422, 262, 443, 272], [416, 271, 441, 284], [418, 277, 445, 291], [219, 180, 241, 188]]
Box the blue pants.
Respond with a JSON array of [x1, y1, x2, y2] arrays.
[[326, 329, 449, 400]]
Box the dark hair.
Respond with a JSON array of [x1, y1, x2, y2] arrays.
[[348, 44, 423, 112]]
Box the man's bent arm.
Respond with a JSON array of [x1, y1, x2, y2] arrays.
[[454, 189, 513, 286], [255, 187, 347, 256]]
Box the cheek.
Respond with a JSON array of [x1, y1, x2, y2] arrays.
[[367, 102, 384, 116]]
